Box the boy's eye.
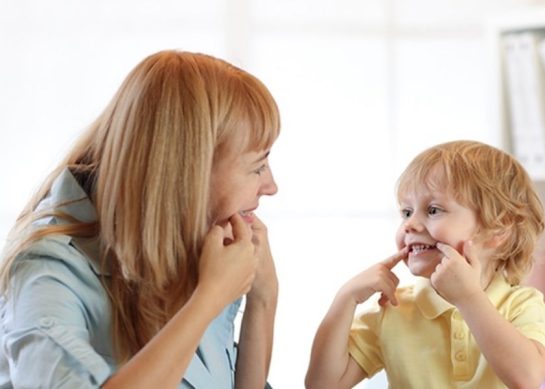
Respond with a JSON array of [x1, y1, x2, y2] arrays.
[[428, 206, 442, 215], [400, 208, 412, 219]]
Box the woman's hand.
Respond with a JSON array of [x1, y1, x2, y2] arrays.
[[197, 213, 258, 311], [247, 215, 278, 305], [235, 215, 278, 388]]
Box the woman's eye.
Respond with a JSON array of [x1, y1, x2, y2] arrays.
[[254, 164, 267, 175]]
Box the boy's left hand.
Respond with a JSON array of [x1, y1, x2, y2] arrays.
[[430, 241, 483, 305]]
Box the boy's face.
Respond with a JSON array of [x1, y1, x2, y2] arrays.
[[395, 184, 481, 278]]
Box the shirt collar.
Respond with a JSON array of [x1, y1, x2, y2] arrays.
[[35, 168, 97, 223], [414, 272, 512, 319], [35, 168, 108, 275]]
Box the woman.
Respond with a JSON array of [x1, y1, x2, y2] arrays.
[[0, 50, 280, 388]]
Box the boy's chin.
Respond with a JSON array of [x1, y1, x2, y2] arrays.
[[407, 263, 436, 278], [406, 253, 442, 277]]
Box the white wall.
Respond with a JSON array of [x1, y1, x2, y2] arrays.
[[1, 0, 544, 387]]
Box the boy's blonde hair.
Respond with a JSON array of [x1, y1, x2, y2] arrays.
[[1, 50, 280, 362], [396, 140, 544, 285]]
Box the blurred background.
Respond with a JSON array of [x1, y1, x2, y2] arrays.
[[1, 0, 545, 387]]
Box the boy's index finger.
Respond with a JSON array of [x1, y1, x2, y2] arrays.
[[381, 247, 409, 269], [437, 241, 472, 264], [435, 242, 457, 258]]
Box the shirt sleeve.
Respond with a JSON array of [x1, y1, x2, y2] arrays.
[[1, 257, 113, 388], [508, 287, 545, 347], [348, 304, 384, 379]]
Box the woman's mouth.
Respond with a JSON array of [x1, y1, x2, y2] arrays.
[[239, 210, 256, 223]]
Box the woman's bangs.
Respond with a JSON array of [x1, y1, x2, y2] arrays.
[[245, 97, 279, 152]]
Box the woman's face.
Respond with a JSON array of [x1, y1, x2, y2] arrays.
[[209, 148, 277, 227]]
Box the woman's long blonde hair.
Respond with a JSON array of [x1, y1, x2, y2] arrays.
[[1, 50, 280, 362], [396, 140, 544, 285]]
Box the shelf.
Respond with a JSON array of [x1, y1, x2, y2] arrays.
[[486, 7, 545, 184]]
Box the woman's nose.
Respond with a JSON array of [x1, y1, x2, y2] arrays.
[[260, 169, 278, 196]]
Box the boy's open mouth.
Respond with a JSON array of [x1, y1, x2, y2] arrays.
[[409, 243, 437, 255]]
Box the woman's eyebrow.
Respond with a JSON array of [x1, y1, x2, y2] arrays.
[[252, 151, 270, 164]]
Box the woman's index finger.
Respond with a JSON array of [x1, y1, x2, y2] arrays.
[[229, 213, 252, 241]]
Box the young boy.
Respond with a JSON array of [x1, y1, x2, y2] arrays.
[[306, 140, 545, 388]]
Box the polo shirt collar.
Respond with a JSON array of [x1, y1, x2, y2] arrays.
[[414, 272, 511, 319]]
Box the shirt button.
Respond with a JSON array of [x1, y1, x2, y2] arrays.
[[455, 352, 467, 361], [452, 311, 461, 320], [39, 318, 55, 328], [454, 331, 465, 340]]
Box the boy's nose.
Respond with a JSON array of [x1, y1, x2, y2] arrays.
[[404, 216, 424, 233]]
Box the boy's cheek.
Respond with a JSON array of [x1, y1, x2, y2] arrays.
[[394, 228, 405, 250]]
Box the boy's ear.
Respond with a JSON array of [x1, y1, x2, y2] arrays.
[[484, 228, 510, 249]]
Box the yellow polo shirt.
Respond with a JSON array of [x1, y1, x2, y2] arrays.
[[348, 273, 545, 388]]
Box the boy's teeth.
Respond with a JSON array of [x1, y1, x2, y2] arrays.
[[411, 244, 435, 254]]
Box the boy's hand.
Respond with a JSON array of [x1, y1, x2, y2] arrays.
[[339, 248, 408, 307], [430, 241, 483, 305]]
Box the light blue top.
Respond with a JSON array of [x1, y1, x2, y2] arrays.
[[0, 169, 241, 388]]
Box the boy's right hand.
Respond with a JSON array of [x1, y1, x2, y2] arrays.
[[339, 248, 408, 306]]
